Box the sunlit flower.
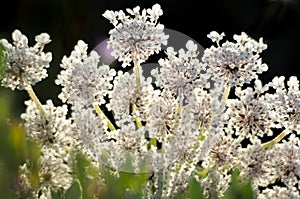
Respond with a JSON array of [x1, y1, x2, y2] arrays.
[[152, 40, 209, 101], [103, 4, 169, 67], [0, 29, 52, 90], [55, 40, 116, 106], [202, 32, 268, 87]]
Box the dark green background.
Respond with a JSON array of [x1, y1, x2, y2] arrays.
[[1, 0, 300, 117]]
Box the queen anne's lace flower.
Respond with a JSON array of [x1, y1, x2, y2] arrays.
[[268, 135, 300, 189], [225, 80, 276, 141], [39, 146, 73, 192], [237, 138, 274, 188], [152, 41, 209, 101], [21, 100, 76, 147], [20, 99, 77, 196], [55, 40, 116, 106], [267, 76, 300, 133], [2, 5, 300, 197], [72, 105, 108, 163], [258, 186, 300, 199], [0, 29, 52, 90], [144, 90, 178, 141], [107, 70, 153, 122], [103, 4, 169, 67], [202, 31, 268, 87]]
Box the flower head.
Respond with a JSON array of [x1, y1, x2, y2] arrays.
[[20, 100, 76, 147], [202, 32, 268, 87], [0, 29, 52, 90], [152, 40, 209, 101], [225, 81, 275, 141], [55, 40, 116, 106], [103, 4, 169, 67], [267, 76, 300, 133]]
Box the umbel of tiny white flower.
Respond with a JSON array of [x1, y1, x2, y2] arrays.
[[103, 3, 169, 89], [260, 76, 300, 148], [55, 40, 116, 107], [203, 31, 268, 88], [225, 80, 276, 142], [0, 29, 52, 115], [103, 3, 168, 68], [152, 40, 209, 104], [0, 29, 52, 90]]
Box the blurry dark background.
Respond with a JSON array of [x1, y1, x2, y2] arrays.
[[0, 0, 300, 117]]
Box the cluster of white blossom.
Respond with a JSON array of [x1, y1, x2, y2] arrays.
[[151, 41, 210, 102], [0, 29, 52, 90], [202, 31, 268, 87], [103, 3, 169, 67], [1, 3, 300, 199], [20, 100, 78, 198], [55, 40, 116, 107]]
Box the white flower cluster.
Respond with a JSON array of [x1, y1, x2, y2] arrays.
[[103, 3, 169, 67], [202, 31, 268, 87], [0, 29, 52, 90], [152, 41, 209, 101], [20, 100, 77, 197], [55, 40, 116, 107], [1, 3, 300, 199]]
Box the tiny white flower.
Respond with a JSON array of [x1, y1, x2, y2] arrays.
[[102, 10, 118, 26], [147, 3, 163, 22], [207, 31, 225, 43], [35, 33, 51, 45]]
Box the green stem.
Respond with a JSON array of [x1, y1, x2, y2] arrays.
[[131, 103, 143, 129], [261, 131, 287, 149], [26, 87, 47, 116], [197, 166, 211, 179], [221, 85, 231, 103], [132, 51, 141, 89], [93, 104, 116, 131], [135, 117, 143, 129]]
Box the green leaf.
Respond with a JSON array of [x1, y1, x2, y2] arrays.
[[0, 43, 6, 80], [222, 169, 255, 199], [51, 189, 64, 199], [188, 177, 205, 199], [65, 181, 82, 199]]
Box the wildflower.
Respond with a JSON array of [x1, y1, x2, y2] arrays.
[[268, 135, 300, 189], [0, 29, 52, 90], [152, 40, 209, 103], [72, 105, 108, 163], [258, 186, 300, 199], [20, 100, 76, 147], [225, 80, 275, 142], [39, 146, 73, 191], [103, 4, 168, 67], [107, 70, 153, 122], [55, 40, 116, 106], [202, 31, 268, 87], [268, 76, 300, 133]]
